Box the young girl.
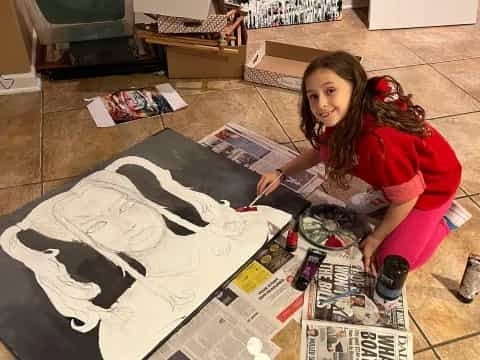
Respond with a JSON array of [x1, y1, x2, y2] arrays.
[[257, 51, 462, 275]]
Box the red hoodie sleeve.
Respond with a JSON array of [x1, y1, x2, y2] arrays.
[[358, 131, 426, 204]]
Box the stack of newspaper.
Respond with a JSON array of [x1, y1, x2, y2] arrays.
[[301, 262, 413, 360]]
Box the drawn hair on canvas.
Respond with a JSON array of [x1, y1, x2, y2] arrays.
[[0, 156, 284, 359]]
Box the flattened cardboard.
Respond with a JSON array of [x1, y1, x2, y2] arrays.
[[244, 41, 330, 91], [167, 46, 246, 79], [134, 0, 211, 20]]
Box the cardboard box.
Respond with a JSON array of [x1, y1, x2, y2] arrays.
[[1, 0, 32, 74], [134, 0, 212, 20], [157, 14, 227, 34], [244, 41, 331, 91], [167, 45, 246, 79]]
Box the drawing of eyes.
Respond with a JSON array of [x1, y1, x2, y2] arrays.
[[119, 199, 136, 214], [86, 221, 108, 234]]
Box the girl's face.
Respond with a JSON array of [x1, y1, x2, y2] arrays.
[[305, 68, 353, 128]]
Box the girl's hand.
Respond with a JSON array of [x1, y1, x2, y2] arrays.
[[359, 235, 383, 277], [256, 170, 283, 196]]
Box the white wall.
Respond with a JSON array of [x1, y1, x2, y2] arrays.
[[369, 0, 478, 30], [343, 0, 369, 9]]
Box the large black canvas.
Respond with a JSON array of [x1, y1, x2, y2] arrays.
[[0, 129, 308, 360]]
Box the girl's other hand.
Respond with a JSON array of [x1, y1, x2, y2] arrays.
[[359, 235, 383, 277], [256, 171, 283, 196]]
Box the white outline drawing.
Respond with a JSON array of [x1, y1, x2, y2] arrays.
[[0, 156, 290, 360]]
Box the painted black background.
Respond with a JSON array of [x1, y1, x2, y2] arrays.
[[0, 129, 308, 360]]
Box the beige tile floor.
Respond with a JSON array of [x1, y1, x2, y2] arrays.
[[1, 7, 480, 360]]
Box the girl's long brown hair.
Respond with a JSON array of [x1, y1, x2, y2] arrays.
[[300, 51, 429, 188]]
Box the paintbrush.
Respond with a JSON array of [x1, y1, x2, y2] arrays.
[[247, 172, 284, 208]]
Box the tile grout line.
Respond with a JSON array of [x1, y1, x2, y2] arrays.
[[426, 109, 480, 121], [427, 63, 480, 105], [254, 86, 298, 151], [0, 175, 81, 193], [387, 36, 431, 65], [432, 347, 442, 359], [408, 311, 436, 350], [0, 182, 43, 192], [428, 54, 480, 66], [431, 330, 480, 351], [470, 195, 480, 207]]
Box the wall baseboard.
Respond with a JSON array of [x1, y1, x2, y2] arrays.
[[0, 29, 41, 96]]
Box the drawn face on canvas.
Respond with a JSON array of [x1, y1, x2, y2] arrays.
[[62, 186, 166, 253]]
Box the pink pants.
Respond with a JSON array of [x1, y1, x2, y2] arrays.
[[375, 196, 453, 271]]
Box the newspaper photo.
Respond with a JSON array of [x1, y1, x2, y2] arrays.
[[199, 122, 325, 198], [302, 263, 409, 331], [300, 320, 413, 360]]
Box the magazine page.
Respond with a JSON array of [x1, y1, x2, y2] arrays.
[[87, 83, 187, 127], [199, 122, 325, 198], [302, 262, 409, 331], [300, 320, 413, 360]]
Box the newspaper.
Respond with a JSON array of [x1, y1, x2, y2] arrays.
[[150, 295, 282, 360], [199, 122, 325, 198], [303, 262, 409, 331], [300, 320, 413, 360], [151, 230, 306, 360]]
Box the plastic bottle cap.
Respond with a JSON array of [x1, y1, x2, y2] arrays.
[[247, 337, 263, 355]]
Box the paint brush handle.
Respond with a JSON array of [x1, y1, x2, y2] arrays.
[[248, 172, 284, 207]]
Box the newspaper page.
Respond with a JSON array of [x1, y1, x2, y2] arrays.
[[302, 262, 409, 331], [151, 232, 304, 360], [150, 233, 368, 359], [199, 122, 325, 197], [150, 295, 281, 360], [300, 320, 413, 360]]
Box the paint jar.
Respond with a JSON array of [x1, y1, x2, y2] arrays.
[[374, 255, 409, 304], [456, 253, 480, 304], [285, 218, 299, 252]]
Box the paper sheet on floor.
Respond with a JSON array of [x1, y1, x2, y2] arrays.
[[87, 83, 187, 127]]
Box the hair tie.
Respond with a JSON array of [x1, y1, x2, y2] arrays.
[[375, 78, 391, 94]]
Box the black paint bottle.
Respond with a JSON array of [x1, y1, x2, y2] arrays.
[[374, 255, 409, 301], [293, 248, 326, 291]]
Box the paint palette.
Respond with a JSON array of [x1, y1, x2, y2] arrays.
[[299, 204, 371, 251]]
